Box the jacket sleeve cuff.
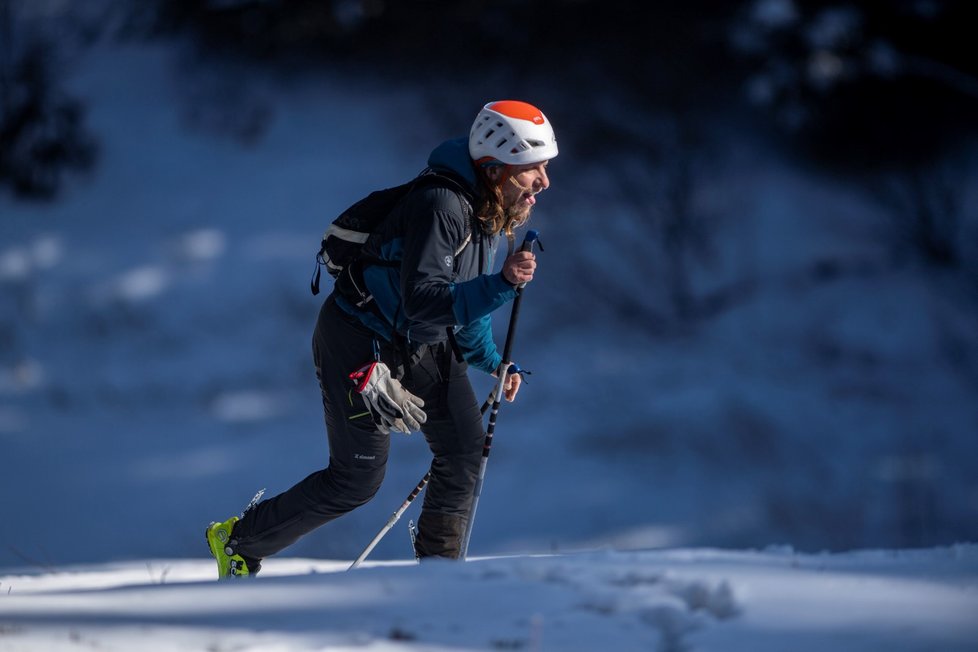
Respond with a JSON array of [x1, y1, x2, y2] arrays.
[[494, 271, 518, 292]]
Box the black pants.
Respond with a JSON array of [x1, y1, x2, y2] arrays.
[[230, 294, 484, 561]]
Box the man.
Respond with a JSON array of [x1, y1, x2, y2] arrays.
[[206, 100, 557, 577]]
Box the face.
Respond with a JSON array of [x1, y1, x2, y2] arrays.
[[489, 161, 551, 221]]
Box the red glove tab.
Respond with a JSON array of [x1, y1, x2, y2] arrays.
[[348, 362, 377, 393]]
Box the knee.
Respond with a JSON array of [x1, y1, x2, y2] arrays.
[[347, 480, 383, 508], [456, 446, 483, 479], [338, 468, 385, 508], [440, 433, 483, 474], [432, 449, 480, 481]]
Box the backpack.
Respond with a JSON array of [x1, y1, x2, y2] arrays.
[[310, 171, 470, 296]]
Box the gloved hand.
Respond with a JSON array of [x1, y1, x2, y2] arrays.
[[349, 361, 426, 434]]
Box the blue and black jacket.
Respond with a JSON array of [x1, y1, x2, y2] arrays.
[[335, 138, 517, 374]]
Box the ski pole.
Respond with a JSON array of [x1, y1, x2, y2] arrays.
[[461, 229, 540, 560], [348, 471, 430, 570], [348, 390, 495, 570]]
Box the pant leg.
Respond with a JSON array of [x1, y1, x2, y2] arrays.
[[232, 295, 390, 561], [405, 346, 485, 559]]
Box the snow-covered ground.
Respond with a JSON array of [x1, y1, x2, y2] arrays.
[[2, 545, 976, 652]]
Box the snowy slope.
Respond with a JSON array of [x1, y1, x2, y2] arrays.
[[1, 546, 976, 652]]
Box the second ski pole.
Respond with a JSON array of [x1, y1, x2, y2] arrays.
[[460, 229, 540, 560]]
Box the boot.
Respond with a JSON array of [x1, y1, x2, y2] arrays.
[[205, 516, 262, 579], [413, 510, 467, 560]]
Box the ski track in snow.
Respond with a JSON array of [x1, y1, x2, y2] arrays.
[[1, 546, 976, 652]]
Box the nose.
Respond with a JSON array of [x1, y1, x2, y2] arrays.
[[534, 166, 549, 191]]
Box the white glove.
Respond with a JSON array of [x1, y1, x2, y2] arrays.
[[349, 361, 426, 434]]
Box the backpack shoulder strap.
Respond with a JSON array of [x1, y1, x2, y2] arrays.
[[413, 169, 475, 257]]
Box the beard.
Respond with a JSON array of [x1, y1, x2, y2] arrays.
[[505, 200, 533, 228]]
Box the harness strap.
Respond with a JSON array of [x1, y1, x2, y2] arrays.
[[446, 327, 465, 364]]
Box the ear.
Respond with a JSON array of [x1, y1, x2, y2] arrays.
[[485, 166, 502, 182]]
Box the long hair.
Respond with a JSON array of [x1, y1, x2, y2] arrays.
[[473, 165, 528, 242]]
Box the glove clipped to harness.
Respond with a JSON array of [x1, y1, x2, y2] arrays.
[[349, 361, 427, 434]]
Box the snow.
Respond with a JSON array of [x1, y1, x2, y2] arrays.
[[1, 34, 977, 652], [1, 546, 976, 652]]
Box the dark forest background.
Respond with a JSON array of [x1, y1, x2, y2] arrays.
[[4, 0, 977, 279], [4, 2, 977, 186]]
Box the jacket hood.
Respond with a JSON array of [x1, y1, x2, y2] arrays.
[[427, 138, 478, 189]]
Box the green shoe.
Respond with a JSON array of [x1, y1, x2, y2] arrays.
[[205, 516, 257, 579]]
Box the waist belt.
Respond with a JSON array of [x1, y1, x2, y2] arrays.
[[336, 259, 465, 373]]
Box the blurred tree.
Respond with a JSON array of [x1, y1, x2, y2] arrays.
[[729, 0, 978, 270], [149, 0, 370, 60], [616, 116, 724, 326], [871, 158, 974, 268], [0, 0, 97, 200], [729, 0, 976, 168]]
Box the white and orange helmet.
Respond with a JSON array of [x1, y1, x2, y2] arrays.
[[469, 100, 558, 166]]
